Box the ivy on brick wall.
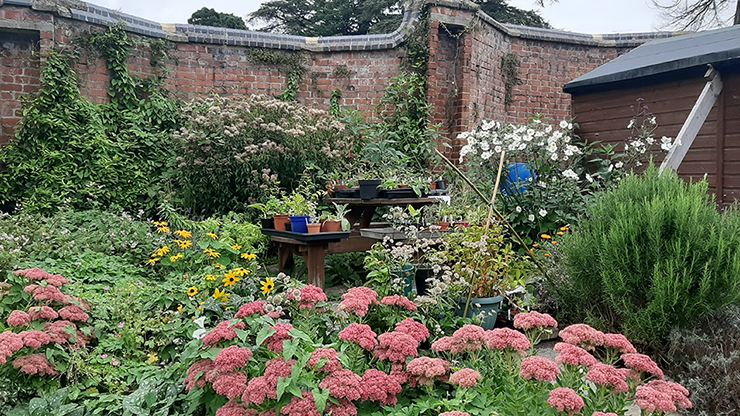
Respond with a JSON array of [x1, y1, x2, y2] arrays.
[[501, 53, 523, 108], [0, 25, 181, 214], [248, 48, 306, 102]]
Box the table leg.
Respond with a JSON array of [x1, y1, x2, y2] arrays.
[[277, 243, 294, 272], [303, 245, 327, 289], [358, 207, 377, 229]]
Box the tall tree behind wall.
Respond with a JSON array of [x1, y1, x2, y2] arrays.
[[188, 7, 248, 30]]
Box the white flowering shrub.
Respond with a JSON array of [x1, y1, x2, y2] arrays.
[[172, 95, 351, 216]]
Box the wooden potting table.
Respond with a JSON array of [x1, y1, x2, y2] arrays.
[[263, 197, 440, 288]]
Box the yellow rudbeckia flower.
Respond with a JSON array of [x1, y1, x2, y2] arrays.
[[241, 253, 257, 261], [213, 288, 225, 300], [174, 230, 192, 239], [231, 244, 242, 250], [223, 270, 241, 287], [187, 287, 198, 297], [154, 246, 170, 257], [206, 233, 218, 240], [204, 249, 221, 259], [261, 277, 275, 296]]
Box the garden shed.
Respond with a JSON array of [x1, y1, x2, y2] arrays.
[[563, 24, 740, 206]]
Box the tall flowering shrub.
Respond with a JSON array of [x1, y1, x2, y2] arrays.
[[180, 285, 690, 416], [172, 95, 351, 216]]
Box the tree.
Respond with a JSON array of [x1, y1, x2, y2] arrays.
[[248, 0, 549, 37], [652, 0, 740, 30], [474, 0, 551, 28], [188, 7, 248, 30]]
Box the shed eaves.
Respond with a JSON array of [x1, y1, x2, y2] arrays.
[[564, 24, 740, 93]]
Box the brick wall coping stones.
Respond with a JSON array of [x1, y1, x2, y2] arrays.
[[2, 0, 684, 52]]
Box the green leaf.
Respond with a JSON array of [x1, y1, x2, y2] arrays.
[[255, 326, 276, 348], [282, 339, 297, 361], [312, 388, 329, 414], [276, 376, 289, 401]]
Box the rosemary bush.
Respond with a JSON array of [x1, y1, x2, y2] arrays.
[[554, 165, 740, 347]]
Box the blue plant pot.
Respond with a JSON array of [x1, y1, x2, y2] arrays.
[[391, 265, 415, 296], [289, 215, 310, 233], [455, 295, 504, 330]]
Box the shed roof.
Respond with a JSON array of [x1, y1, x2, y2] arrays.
[[564, 24, 740, 93]]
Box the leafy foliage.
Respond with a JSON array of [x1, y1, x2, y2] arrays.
[[553, 165, 740, 347], [0, 25, 181, 215], [188, 7, 248, 30], [248, 0, 403, 36], [171, 95, 350, 216], [474, 0, 551, 28]]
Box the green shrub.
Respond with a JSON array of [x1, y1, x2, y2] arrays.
[[665, 304, 740, 415], [172, 95, 350, 216], [553, 165, 740, 347]]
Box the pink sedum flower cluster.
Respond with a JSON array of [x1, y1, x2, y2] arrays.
[[380, 296, 418, 311], [635, 380, 692, 413], [0, 331, 24, 365], [360, 369, 402, 406], [235, 301, 268, 319], [319, 369, 363, 400], [214, 345, 252, 373], [520, 356, 560, 383], [602, 333, 637, 354], [7, 310, 31, 327], [339, 323, 378, 351], [216, 401, 257, 416], [622, 353, 664, 379], [395, 318, 429, 344], [559, 324, 605, 350], [586, 363, 629, 393], [406, 357, 450, 386], [373, 332, 418, 362], [338, 287, 378, 317], [12, 353, 58, 376], [307, 348, 342, 373], [554, 342, 597, 367], [547, 387, 585, 415], [449, 368, 483, 388], [29, 306, 58, 321], [280, 391, 320, 416], [203, 320, 246, 346], [288, 285, 327, 310], [264, 323, 293, 353], [484, 328, 531, 352], [513, 311, 557, 330]]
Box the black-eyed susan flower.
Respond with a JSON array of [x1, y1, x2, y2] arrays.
[[241, 253, 257, 261], [170, 253, 184, 263], [157, 227, 170, 234], [223, 270, 241, 287], [541, 234, 552, 240], [204, 248, 220, 259], [261, 277, 275, 296], [174, 230, 192, 239], [213, 288, 226, 301], [206, 274, 217, 281], [153, 221, 168, 227], [187, 287, 198, 297], [175, 240, 193, 249], [206, 233, 218, 240], [231, 244, 242, 251], [177, 305, 183, 313], [154, 246, 170, 257], [147, 353, 158, 363], [220, 293, 231, 303], [146, 258, 161, 265], [214, 264, 225, 270]]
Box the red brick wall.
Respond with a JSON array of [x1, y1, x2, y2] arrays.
[[0, 1, 654, 155]]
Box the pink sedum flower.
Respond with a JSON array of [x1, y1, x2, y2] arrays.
[[586, 363, 629, 393], [547, 387, 585, 415], [214, 345, 252, 373], [7, 310, 31, 327], [288, 285, 327, 310], [184, 359, 215, 391], [484, 328, 531, 352], [29, 306, 58, 321], [216, 401, 257, 416], [264, 323, 293, 353], [360, 369, 402, 406], [325, 399, 357, 416], [559, 324, 605, 350], [642, 380, 692, 410], [621, 353, 664, 379], [449, 368, 483, 388], [554, 342, 597, 368], [373, 332, 418, 362], [380, 295, 418, 311], [339, 323, 378, 351], [395, 318, 429, 344], [12, 354, 58, 376], [602, 333, 637, 354], [15, 268, 52, 281], [202, 320, 246, 346], [592, 413, 618, 416], [319, 369, 362, 400], [242, 376, 274, 405], [213, 372, 248, 400], [235, 301, 267, 318], [338, 287, 378, 317], [20, 331, 52, 349], [513, 311, 558, 330], [439, 412, 471, 416], [406, 357, 450, 386], [280, 391, 320, 416], [57, 305, 89, 322], [44, 320, 77, 344], [307, 348, 342, 373], [520, 356, 560, 383], [0, 331, 24, 365]]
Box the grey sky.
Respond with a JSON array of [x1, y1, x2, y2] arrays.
[[89, 0, 732, 34]]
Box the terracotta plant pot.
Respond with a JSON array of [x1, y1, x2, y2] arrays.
[[321, 220, 342, 233], [307, 223, 321, 234], [438, 222, 450, 231], [273, 215, 290, 231]]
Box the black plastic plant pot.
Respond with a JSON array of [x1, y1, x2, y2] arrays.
[[415, 267, 433, 296], [358, 180, 381, 200], [260, 218, 275, 229], [436, 180, 447, 190]]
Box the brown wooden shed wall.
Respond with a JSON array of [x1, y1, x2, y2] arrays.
[[570, 66, 740, 205]]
